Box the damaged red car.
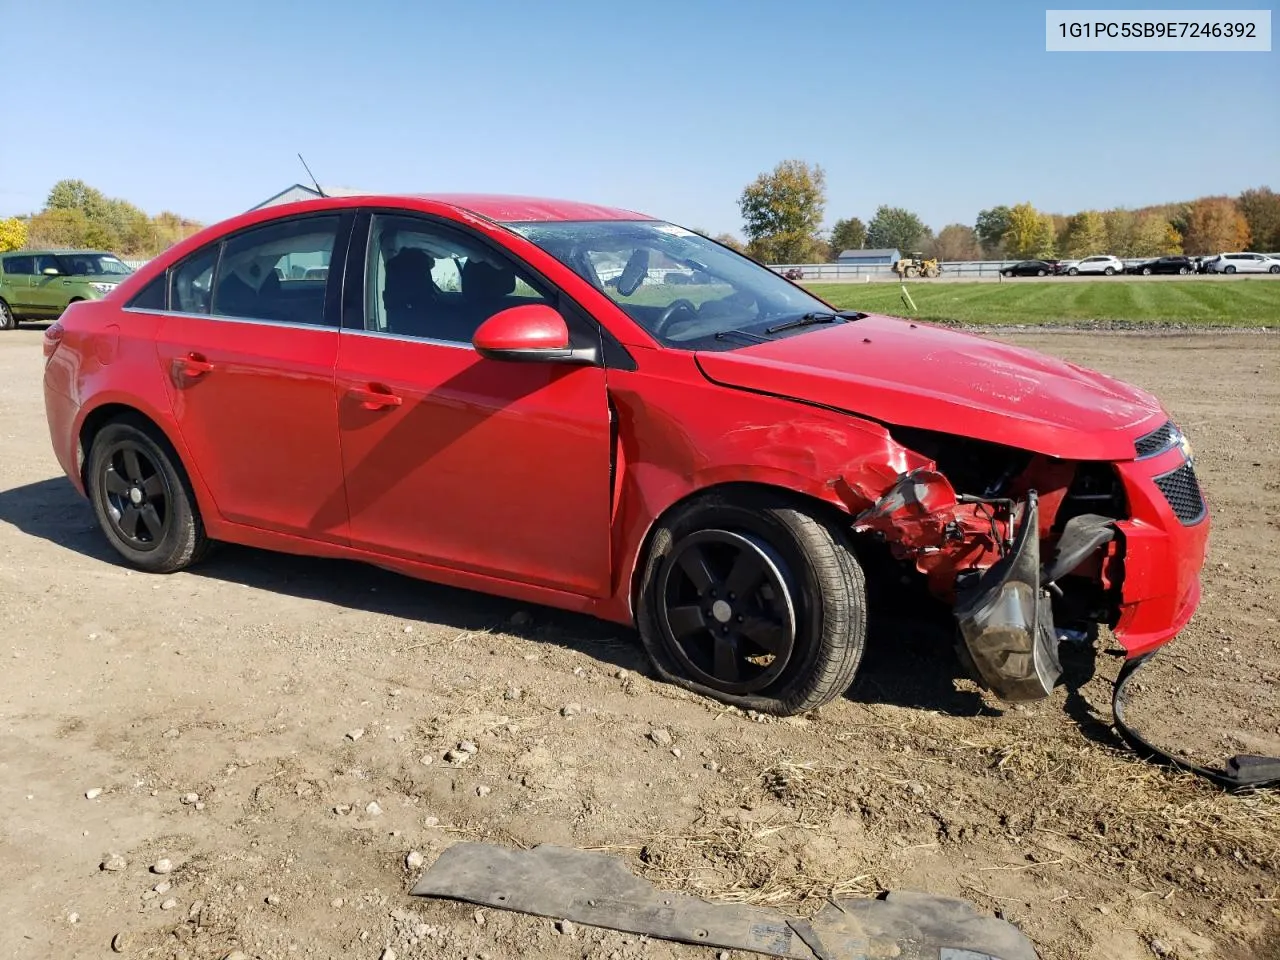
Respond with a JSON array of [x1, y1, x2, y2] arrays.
[[43, 194, 1209, 714]]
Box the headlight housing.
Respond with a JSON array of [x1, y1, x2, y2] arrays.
[[90, 282, 117, 296]]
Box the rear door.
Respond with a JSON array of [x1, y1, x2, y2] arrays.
[[0, 255, 35, 310], [29, 253, 70, 315], [151, 211, 354, 541], [333, 210, 613, 596]]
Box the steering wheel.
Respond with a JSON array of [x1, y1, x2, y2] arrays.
[[652, 298, 699, 338]]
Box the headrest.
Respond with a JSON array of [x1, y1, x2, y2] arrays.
[[462, 258, 515, 300]]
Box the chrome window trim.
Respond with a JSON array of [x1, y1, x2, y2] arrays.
[[120, 307, 336, 333], [342, 327, 473, 351]]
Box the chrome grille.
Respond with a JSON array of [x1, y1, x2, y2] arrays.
[[1152, 462, 1206, 525]]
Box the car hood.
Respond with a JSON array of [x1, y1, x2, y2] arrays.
[[694, 315, 1165, 461]]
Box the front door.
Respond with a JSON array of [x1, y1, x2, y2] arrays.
[[28, 253, 69, 316], [152, 212, 351, 541], [335, 212, 613, 597]]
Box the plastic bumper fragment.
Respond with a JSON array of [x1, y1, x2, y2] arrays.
[[952, 493, 1062, 701]]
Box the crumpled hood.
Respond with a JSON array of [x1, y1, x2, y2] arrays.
[[694, 315, 1166, 461]]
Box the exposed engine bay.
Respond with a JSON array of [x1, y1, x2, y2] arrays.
[[833, 428, 1126, 703]]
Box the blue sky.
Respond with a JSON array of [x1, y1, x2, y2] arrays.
[[2, 0, 1276, 236]]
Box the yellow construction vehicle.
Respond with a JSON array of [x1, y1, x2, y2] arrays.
[[892, 253, 941, 278]]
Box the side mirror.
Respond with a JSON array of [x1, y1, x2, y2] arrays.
[[42, 266, 61, 276], [472, 305, 593, 364]]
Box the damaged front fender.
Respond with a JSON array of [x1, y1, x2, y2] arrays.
[[842, 470, 1063, 702]]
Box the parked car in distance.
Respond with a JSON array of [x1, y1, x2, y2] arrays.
[[1206, 252, 1280, 274], [1001, 259, 1055, 277], [41, 192, 1209, 716], [1125, 256, 1194, 276], [0, 250, 134, 329], [1064, 255, 1123, 276]]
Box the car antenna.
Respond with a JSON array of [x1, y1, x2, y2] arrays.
[[297, 153, 327, 199]]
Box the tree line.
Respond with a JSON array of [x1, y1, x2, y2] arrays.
[[0, 180, 202, 257], [736, 160, 1280, 263]]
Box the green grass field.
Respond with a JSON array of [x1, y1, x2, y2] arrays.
[[804, 279, 1280, 328]]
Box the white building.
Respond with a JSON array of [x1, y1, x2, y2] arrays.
[[249, 184, 367, 211]]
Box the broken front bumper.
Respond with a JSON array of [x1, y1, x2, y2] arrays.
[[952, 493, 1063, 702]]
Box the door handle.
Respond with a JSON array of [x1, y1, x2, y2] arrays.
[[171, 352, 214, 385], [348, 384, 402, 410]]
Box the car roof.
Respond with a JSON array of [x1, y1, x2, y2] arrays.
[[2, 248, 116, 256], [265, 193, 656, 223]]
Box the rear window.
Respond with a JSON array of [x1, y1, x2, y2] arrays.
[[3, 255, 35, 275], [128, 274, 168, 311]]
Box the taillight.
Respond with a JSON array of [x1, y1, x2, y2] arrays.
[[43, 320, 64, 360]]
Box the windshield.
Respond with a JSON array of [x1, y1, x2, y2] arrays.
[[505, 220, 835, 348], [55, 253, 133, 277]]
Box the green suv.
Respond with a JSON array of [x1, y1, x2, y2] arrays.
[[0, 250, 134, 329]]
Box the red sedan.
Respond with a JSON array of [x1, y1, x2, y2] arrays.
[[42, 194, 1209, 714]]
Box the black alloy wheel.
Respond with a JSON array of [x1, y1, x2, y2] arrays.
[[655, 529, 797, 694], [99, 440, 171, 550]]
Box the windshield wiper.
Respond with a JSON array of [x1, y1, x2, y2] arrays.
[[713, 328, 770, 344], [764, 311, 865, 335]]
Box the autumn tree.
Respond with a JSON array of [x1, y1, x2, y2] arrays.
[[739, 160, 827, 263], [1182, 197, 1252, 255], [929, 223, 982, 261], [1061, 210, 1107, 258], [829, 217, 867, 258], [865, 205, 928, 254], [1003, 202, 1056, 258], [712, 233, 745, 253], [1130, 213, 1182, 257], [974, 206, 1011, 255], [0, 217, 26, 253], [1237, 187, 1280, 251]]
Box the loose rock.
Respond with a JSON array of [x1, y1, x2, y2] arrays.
[[561, 703, 581, 717], [458, 740, 478, 755], [557, 919, 577, 936], [223, 952, 249, 960], [648, 728, 673, 747], [671, 748, 682, 759], [346, 728, 364, 741], [151, 858, 174, 875], [154, 881, 172, 894], [68, 912, 79, 923], [365, 801, 383, 817], [85, 787, 103, 800], [100, 855, 127, 872], [111, 932, 129, 952], [381, 949, 398, 960], [266, 894, 281, 906], [181, 792, 200, 805], [444, 750, 470, 764], [504, 686, 522, 700], [160, 898, 177, 911], [406, 851, 425, 870], [1149, 939, 1172, 958], [476, 785, 491, 797]]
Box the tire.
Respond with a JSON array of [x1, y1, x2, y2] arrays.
[[1142, 267, 1152, 275], [1037, 270, 1046, 277], [1225, 265, 1236, 274], [1067, 267, 1078, 276], [0, 298, 15, 331], [1179, 267, 1189, 275], [635, 489, 867, 716], [1104, 267, 1115, 275], [904, 266, 919, 278], [1002, 270, 1013, 278], [1270, 265, 1279, 274], [86, 419, 209, 573]]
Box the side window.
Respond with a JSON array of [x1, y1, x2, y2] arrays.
[[3, 255, 35, 276], [128, 274, 168, 311], [33, 254, 60, 275], [171, 245, 218, 315], [212, 215, 339, 325], [363, 213, 551, 343]]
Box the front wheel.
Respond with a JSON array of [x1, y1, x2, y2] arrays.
[[1225, 265, 1236, 274], [636, 491, 867, 716], [1142, 267, 1152, 275], [1270, 265, 1279, 274], [1067, 267, 1078, 276], [1037, 269, 1046, 277], [87, 420, 209, 573], [0, 299, 15, 330], [1179, 267, 1189, 275]]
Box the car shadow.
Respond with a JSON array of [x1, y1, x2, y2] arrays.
[[0, 476, 1106, 727]]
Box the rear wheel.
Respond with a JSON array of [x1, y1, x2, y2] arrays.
[[1142, 267, 1152, 275], [0, 299, 15, 330], [1225, 265, 1236, 274], [636, 490, 867, 716], [1037, 269, 1047, 277], [1179, 267, 1189, 275], [1104, 267, 1115, 275], [1067, 267, 1078, 276], [1270, 265, 1279, 274], [87, 420, 208, 573]]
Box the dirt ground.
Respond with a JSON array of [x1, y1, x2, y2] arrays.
[[0, 327, 1276, 960]]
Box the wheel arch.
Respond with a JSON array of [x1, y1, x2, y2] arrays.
[[77, 401, 219, 522], [622, 478, 855, 623]]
